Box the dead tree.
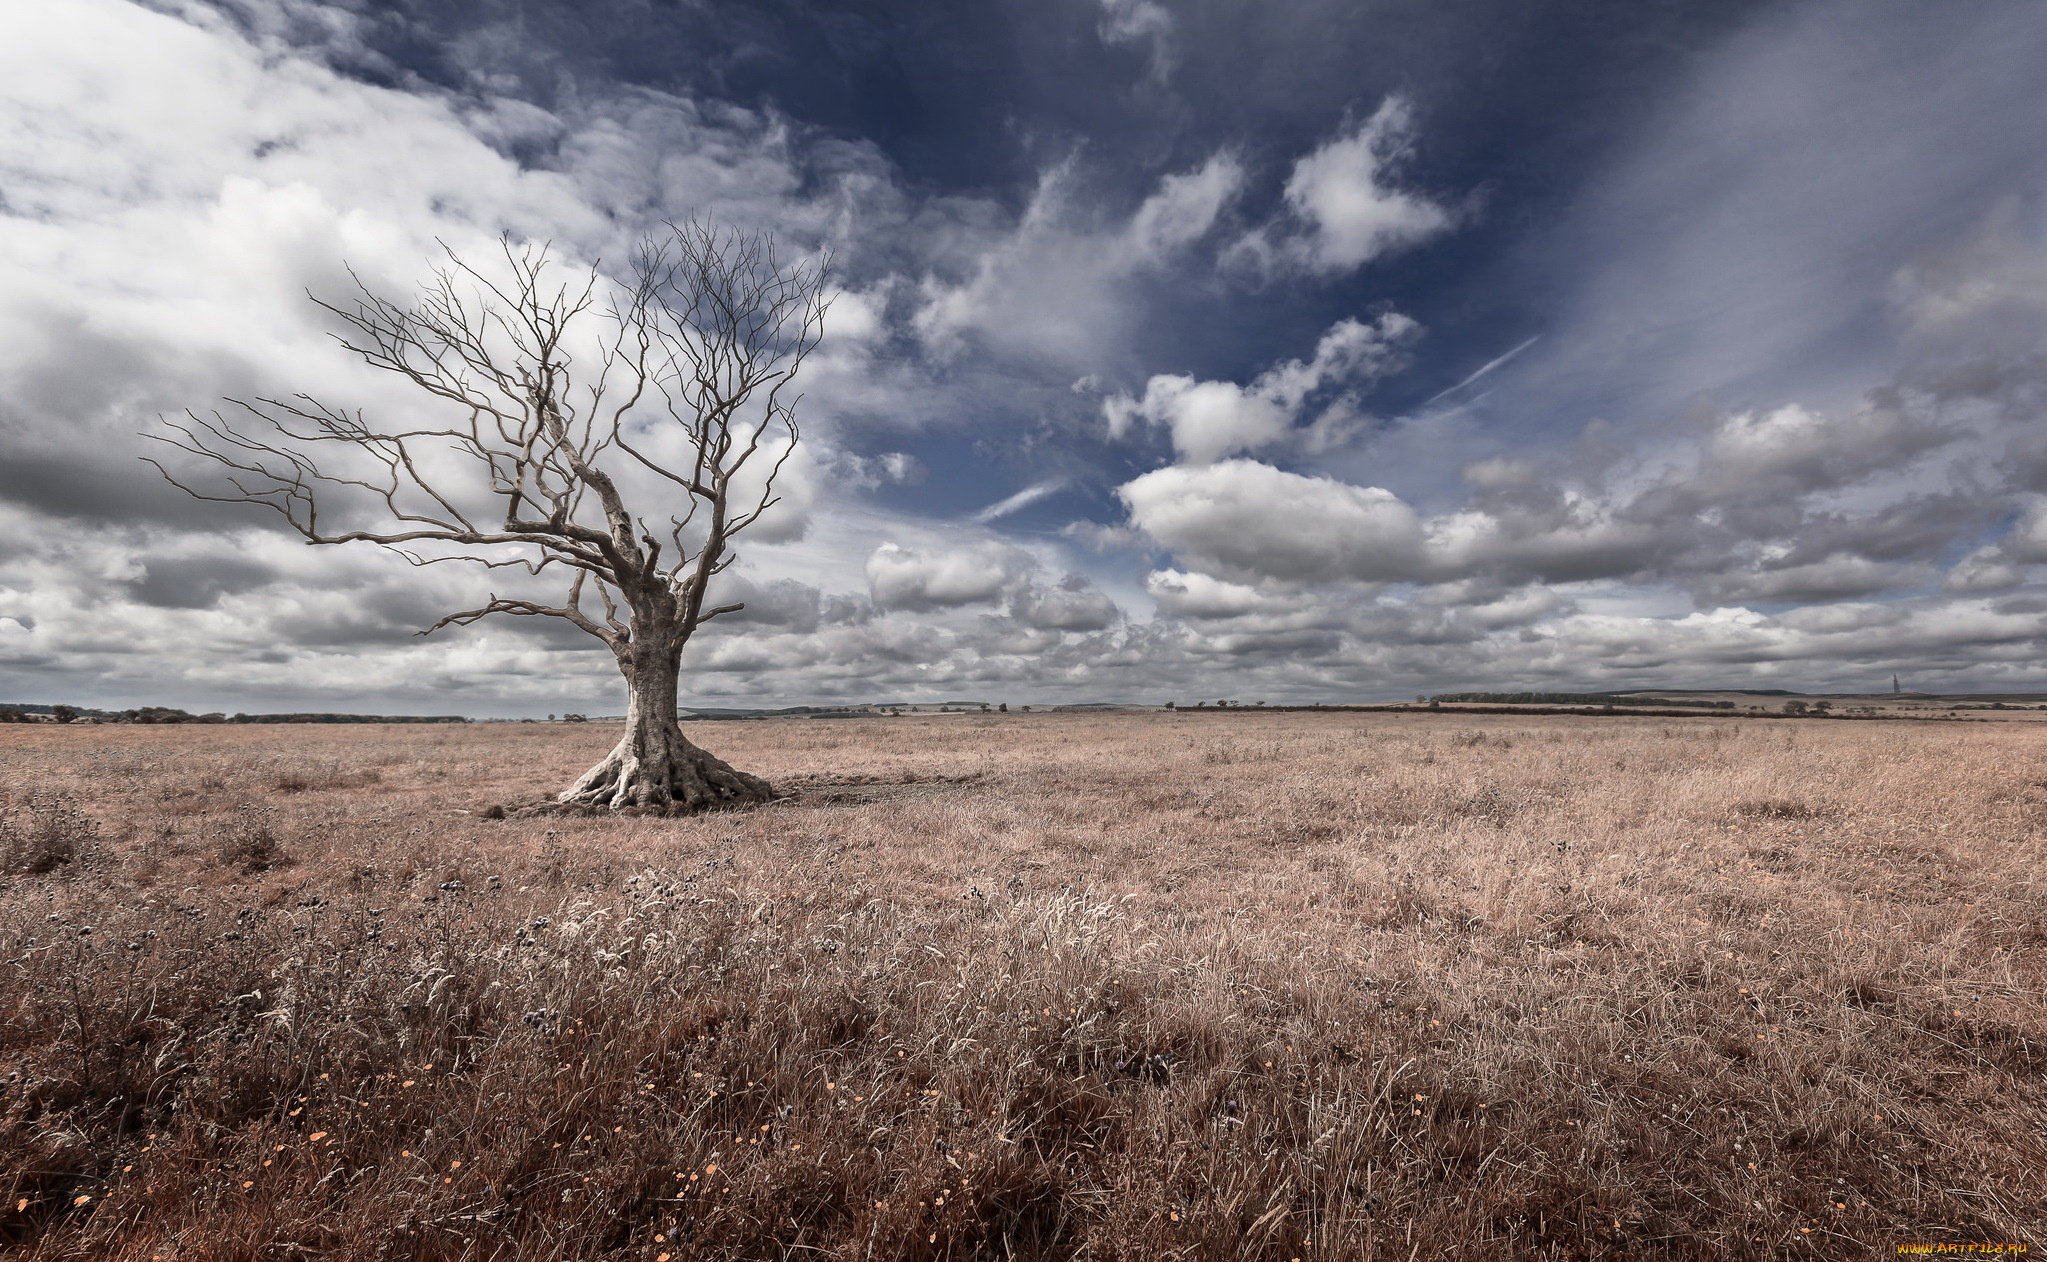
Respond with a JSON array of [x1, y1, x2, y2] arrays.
[[149, 223, 829, 812]]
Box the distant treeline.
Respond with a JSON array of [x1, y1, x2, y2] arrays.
[[1430, 692, 1737, 710], [0, 705, 467, 725], [233, 713, 469, 724]]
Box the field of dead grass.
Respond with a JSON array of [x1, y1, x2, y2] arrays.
[[1, 711, 2043, 1259]]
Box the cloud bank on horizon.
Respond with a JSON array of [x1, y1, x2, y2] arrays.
[[4, 0, 2047, 714]]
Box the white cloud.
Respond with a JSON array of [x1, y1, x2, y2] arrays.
[[1699, 555, 1930, 604], [970, 480, 1066, 525], [865, 542, 1033, 610], [1097, 0, 1175, 80], [1105, 378, 1288, 464], [1944, 546, 2023, 593], [914, 153, 1243, 364], [1125, 154, 1244, 257], [1888, 197, 2047, 344], [1230, 98, 1452, 276], [1012, 575, 1120, 631], [1118, 459, 1424, 584], [1145, 569, 1291, 620], [1706, 402, 1946, 487], [1419, 503, 1658, 586], [7, 0, 2047, 711], [1104, 313, 1417, 463]]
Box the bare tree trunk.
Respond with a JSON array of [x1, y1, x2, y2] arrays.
[[156, 225, 828, 817], [558, 633, 774, 812]]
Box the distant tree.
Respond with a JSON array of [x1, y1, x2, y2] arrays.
[[151, 223, 830, 813], [50, 705, 77, 724], [1782, 700, 1809, 715], [1811, 700, 1833, 714]]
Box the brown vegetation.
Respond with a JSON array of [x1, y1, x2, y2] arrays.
[[2, 713, 2042, 1258]]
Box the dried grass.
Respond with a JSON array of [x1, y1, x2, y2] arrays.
[[0, 713, 2042, 1258]]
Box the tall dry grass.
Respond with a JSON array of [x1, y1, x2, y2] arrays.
[[1, 713, 2042, 1259]]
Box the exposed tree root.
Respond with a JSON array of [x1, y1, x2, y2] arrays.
[[554, 721, 774, 814]]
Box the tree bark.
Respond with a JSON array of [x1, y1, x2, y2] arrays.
[[557, 633, 774, 812]]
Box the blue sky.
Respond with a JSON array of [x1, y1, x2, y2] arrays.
[[5, 0, 2047, 714]]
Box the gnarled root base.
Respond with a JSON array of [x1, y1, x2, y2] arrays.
[[557, 727, 774, 814]]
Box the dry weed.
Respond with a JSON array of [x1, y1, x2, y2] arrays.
[[0, 714, 2041, 1259]]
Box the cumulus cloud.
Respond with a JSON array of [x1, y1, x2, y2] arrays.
[[1229, 98, 1452, 277], [1108, 308, 2013, 618], [1145, 569, 1295, 620], [0, 0, 894, 532], [1106, 379, 1289, 465], [1012, 575, 1120, 631], [1104, 313, 1417, 462], [1944, 547, 2024, 593], [1697, 556, 1931, 605], [865, 542, 1034, 610], [1120, 459, 1425, 584], [9, 0, 2047, 712]]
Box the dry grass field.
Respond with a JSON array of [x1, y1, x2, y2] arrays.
[[1, 712, 2043, 1259]]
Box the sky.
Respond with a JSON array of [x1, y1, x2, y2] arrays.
[[5, 0, 2047, 715]]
